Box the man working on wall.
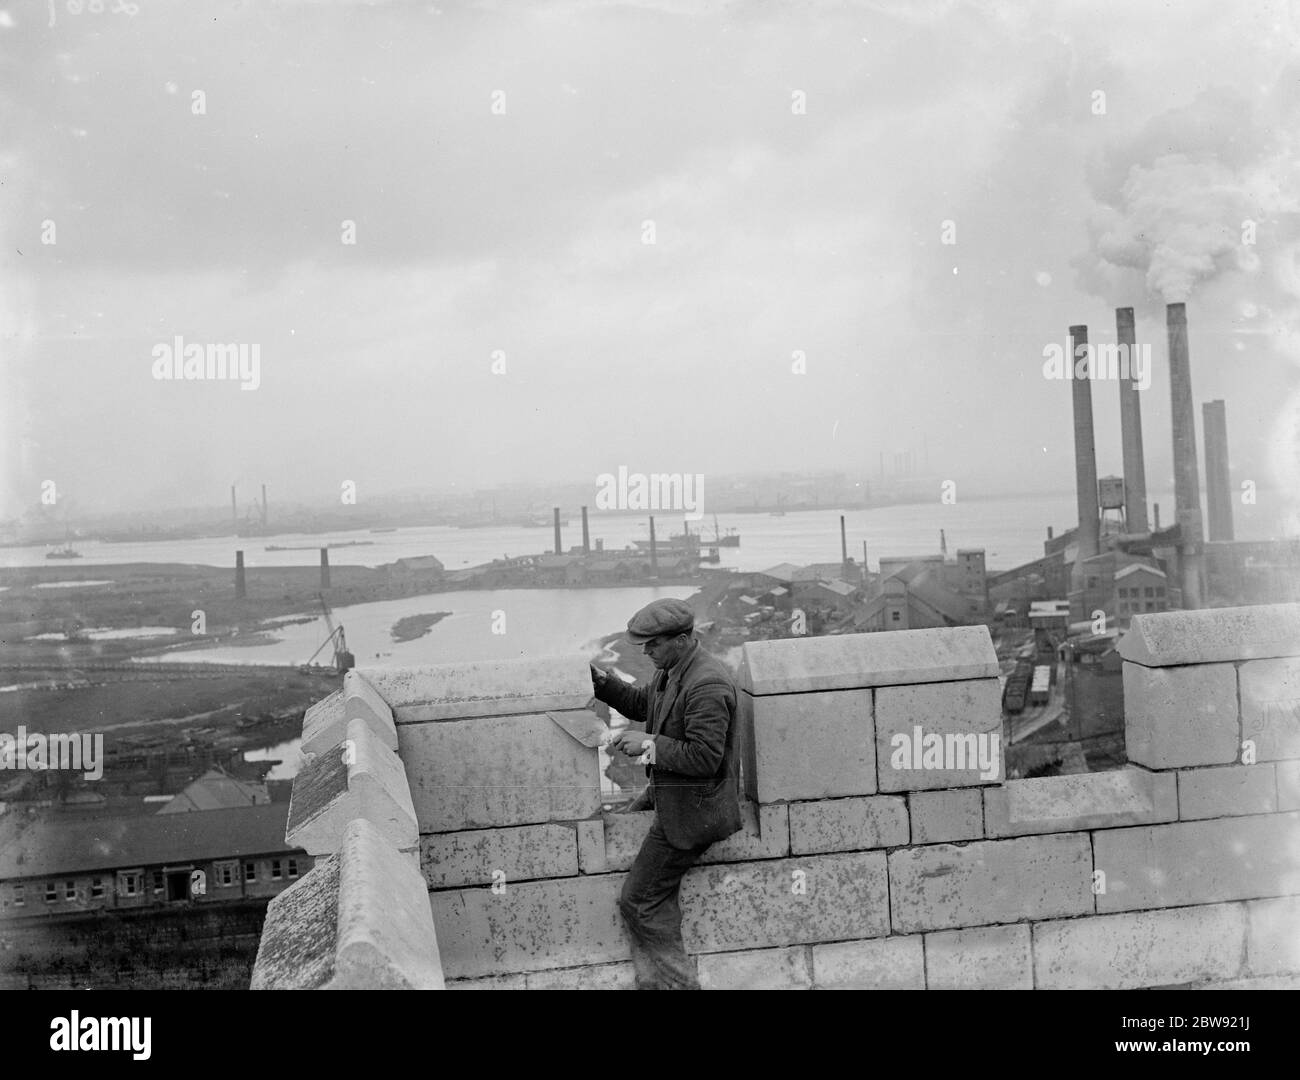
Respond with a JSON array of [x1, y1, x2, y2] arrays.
[[590, 597, 742, 990]]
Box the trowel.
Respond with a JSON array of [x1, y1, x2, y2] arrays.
[[546, 708, 613, 748]]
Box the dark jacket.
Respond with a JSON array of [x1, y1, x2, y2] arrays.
[[596, 641, 742, 850]]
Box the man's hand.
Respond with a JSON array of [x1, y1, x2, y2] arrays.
[[608, 730, 651, 758], [589, 663, 610, 691]]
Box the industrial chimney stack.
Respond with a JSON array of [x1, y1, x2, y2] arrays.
[[553, 508, 562, 555], [581, 506, 591, 554], [1068, 325, 1100, 621], [1115, 308, 1149, 533], [1203, 400, 1234, 542], [1166, 303, 1205, 608]]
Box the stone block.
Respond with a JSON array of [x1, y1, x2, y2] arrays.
[[909, 789, 984, 844], [1033, 904, 1247, 989], [332, 818, 444, 990], [251, 857, 339, 990], [399, 711, 602, 833], [739, 625, 998, 695], [287, 718, 418, 857], [1279, 760, 1300, 812], [680, 852, 888, 953], [875, 679, 1003, 791], [697, 947, 810, 990], [1123, 662, 1239, 769], [1178, 765, 1277, 820], [889, 833, 1092, 932], [525, 962, 637, 990], [300, 690, 348, 758], [364, 656, 594, 722], [1245, 896, 1300, 976], [421, 823, 579, 889], [789, 796, 908, 855], [576, 819, 605, 874], [430, 873, 628, 979], [750, 689, 875, 802], [1239, 657, 1300, 762], [342, 669, 398, 742], [925, 924, 1032, 989], [810, 936, 925, 989], [252, 820, 444, 990], [596, 803, 789, 872], [984, 769, 1177, 838], [1118, 602, 1300, 667], [1094, 812, 1300, 912]]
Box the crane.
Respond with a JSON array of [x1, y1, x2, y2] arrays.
[[302, 593, 355, 673]]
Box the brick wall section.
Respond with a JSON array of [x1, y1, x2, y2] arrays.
[[253, 607, 1300, 989]]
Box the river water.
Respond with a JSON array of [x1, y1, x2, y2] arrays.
[[9, 491, 1275, 573], [9, 495, 1287, 779]]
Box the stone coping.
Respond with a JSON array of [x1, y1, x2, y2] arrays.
[[1119, 603, 1300, 667], [739, 626, 998, 695]]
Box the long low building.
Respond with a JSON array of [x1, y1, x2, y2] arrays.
[[0, 803, 312, 918]]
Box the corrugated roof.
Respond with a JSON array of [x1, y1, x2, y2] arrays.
[[0, 804, 298, 880]]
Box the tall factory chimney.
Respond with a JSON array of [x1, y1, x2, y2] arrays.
[[1115, 308, 1149, 533], [235, 550, 246, 600], [648, 516, 659, 577], [581, 506, 591, 554], [1203, 400, 1234, 542], [1070, 325, 1100, 560], [840, 515, 848, 573], [553, 508, 562, 555], [1166, 303, 1204, 608], [1068, 325, 1100, 621], [320, 548, 331, 590]]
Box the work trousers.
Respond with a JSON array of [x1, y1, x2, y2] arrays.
[[618, 818, 710, 990]]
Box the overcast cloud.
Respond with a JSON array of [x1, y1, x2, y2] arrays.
[[2, 0, 1297, 518]]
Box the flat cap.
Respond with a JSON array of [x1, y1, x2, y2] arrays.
[[625, 598, 695, 643]]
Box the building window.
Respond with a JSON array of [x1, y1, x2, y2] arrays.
[[271, 860, 282, 881], [288, 859, 299, 878], [65, 880, 77, 901], [891, 611, 900, 622], [152, 870, 164, 894], [119, 872, 140, 897], [12, 884, 23, 908], [244, 862, 257, 883], [1087, 576, 1098, 588], [45, 882, 57, 903], [216, 861, 236, 887], [91, 878, 104, 899], [1144, 586, 1154, 598]]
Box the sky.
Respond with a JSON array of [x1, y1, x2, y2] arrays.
[[2, 0, 1298, 521]]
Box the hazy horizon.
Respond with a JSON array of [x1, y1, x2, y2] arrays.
[[3, 0, 1298, 525]]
